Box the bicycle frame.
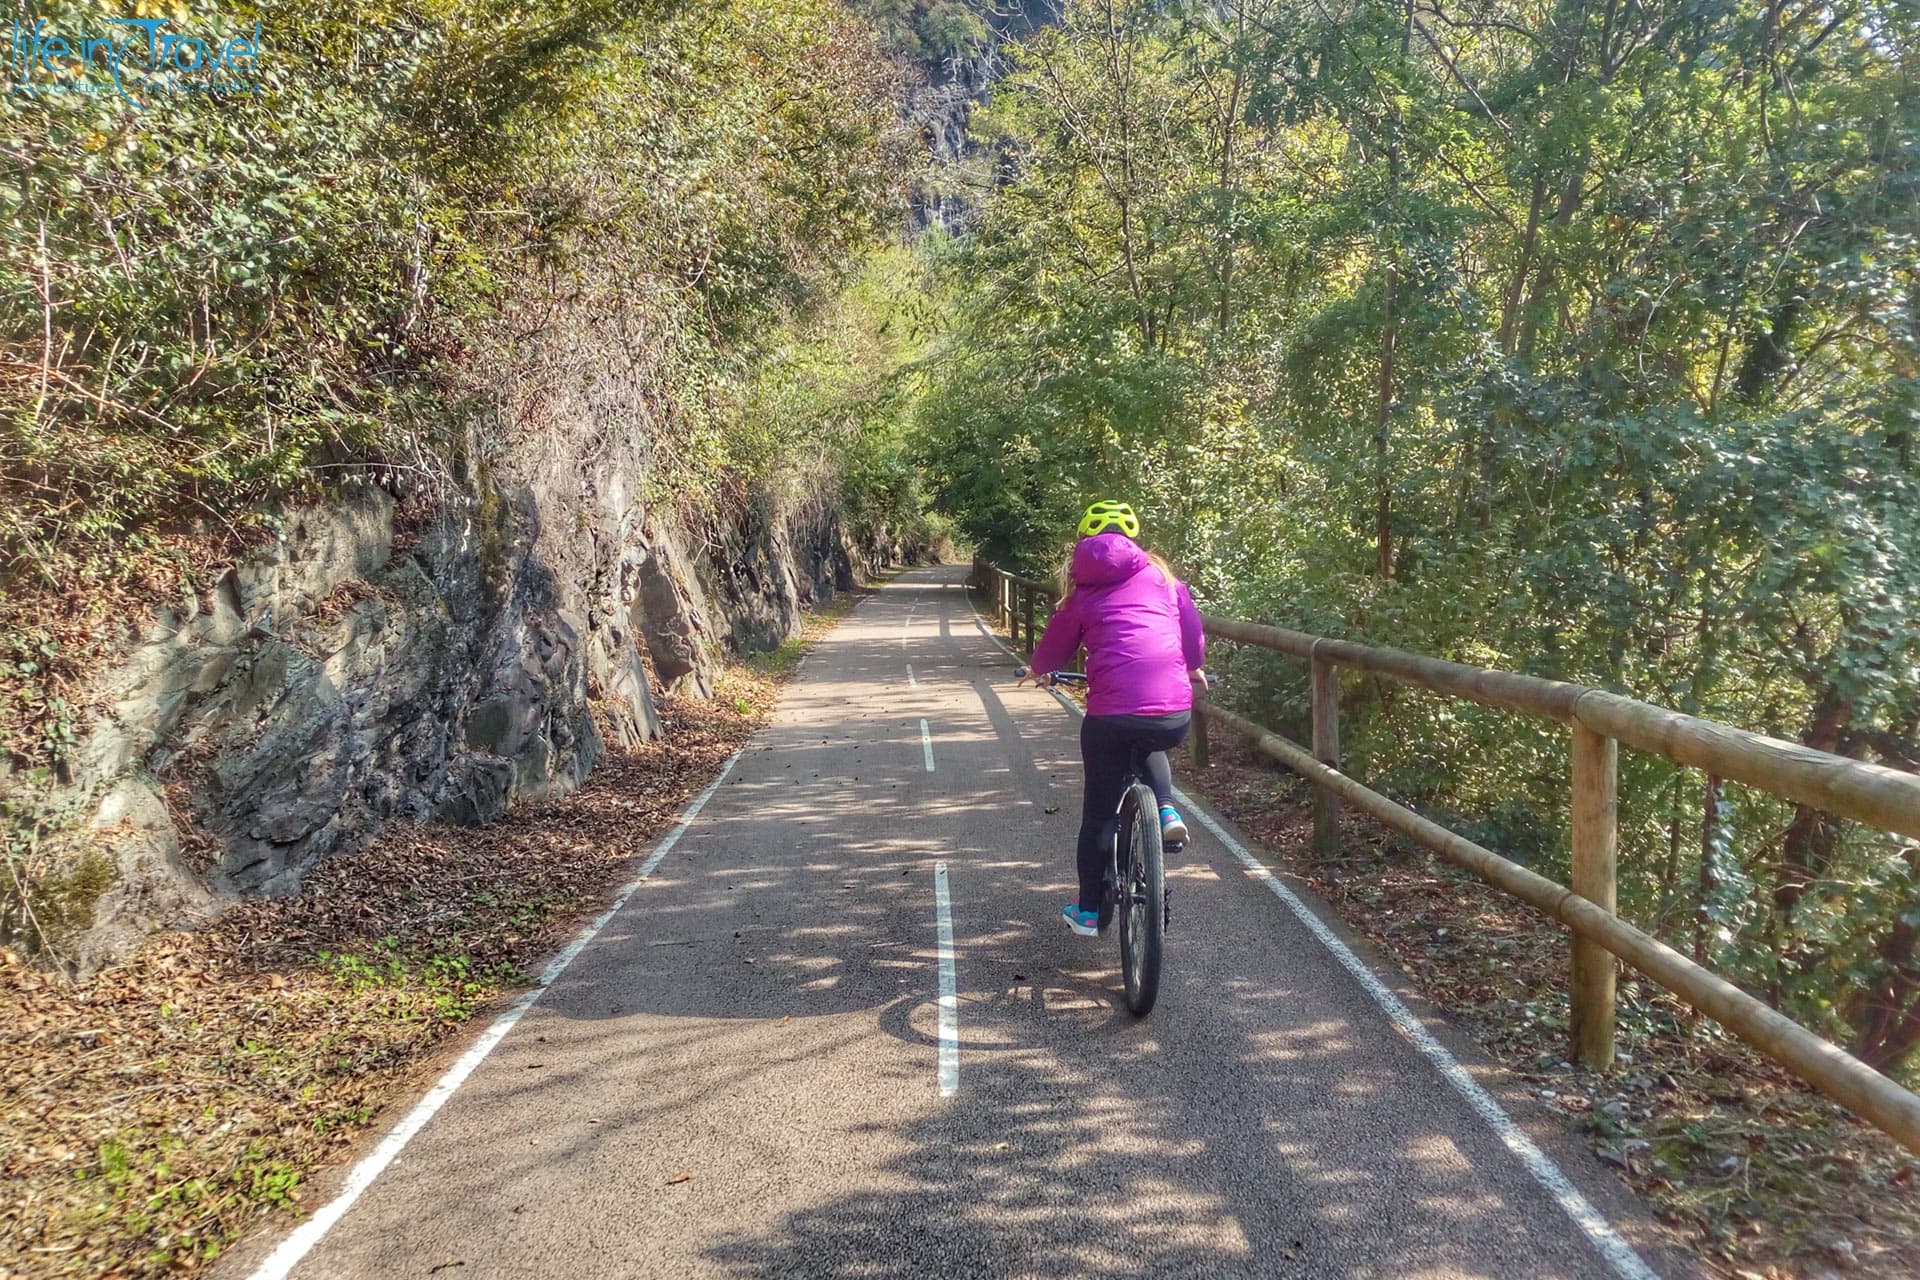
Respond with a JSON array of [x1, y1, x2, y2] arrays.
[[1025, 667, 1168, 1015]]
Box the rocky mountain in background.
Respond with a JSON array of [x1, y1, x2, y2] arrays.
[[857, 0, 1056, 230]]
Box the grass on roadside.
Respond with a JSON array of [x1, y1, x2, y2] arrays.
[[0, 579, 881, 1278], [743, 580, 879, 683]]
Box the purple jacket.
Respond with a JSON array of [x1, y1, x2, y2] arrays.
[[1029, 532, 1205, 717]]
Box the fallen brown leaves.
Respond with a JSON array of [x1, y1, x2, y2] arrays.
[[1188, 731, 1920, 1280], [0, 583, 863, 1278]]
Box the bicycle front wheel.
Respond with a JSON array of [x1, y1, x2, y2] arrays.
[[1116, 781, 1165, 1016]]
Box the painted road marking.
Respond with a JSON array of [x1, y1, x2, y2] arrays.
[[934, 861, 959, 1097], [969, 602, 1021, 661], [246, 749, 745, 1280], [1004, 621, 1659, 1280], [920, 718, 935, 771], [907, 664, 917, 687], [1178, 796, 1660, 1280]]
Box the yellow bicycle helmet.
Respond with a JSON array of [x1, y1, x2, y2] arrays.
[[1078, 499, 1139, 540]]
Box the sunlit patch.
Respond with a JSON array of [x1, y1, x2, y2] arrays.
[[1403, 1132, 1471, 1170]]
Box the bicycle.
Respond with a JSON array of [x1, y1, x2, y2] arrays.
[[1019, 667, 1177, 1017]]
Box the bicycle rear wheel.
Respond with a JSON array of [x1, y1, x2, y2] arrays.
[[1115, 781, 1165, 1016]]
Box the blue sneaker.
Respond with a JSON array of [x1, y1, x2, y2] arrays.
[[1160, 805, 1189, 848], [1061, 901, 1100, 937]]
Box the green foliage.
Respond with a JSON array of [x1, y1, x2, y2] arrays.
[[914, 0, 1920, 1074], [745, 246, 953, 549], [2, 790, 99, 960], [2, 0, 913, 593], [319, 936, 509, 1024], [3, 1, 444, 588], [850, 0, 992, 60], [1, 0, 934, 797]]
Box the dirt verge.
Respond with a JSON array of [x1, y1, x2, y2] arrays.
[[0, 580, 881, 1279], [1185, 727, 1920, 1280], [971, 592, 1917, 1280]]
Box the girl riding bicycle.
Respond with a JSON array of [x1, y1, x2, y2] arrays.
[[1017, 501, 1207, 936]]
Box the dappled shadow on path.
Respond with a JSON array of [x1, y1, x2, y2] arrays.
[[684, 918, 1615, 1280], [299, 568, 1638, 1280]]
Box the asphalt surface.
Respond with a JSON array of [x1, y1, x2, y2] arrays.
[[253, 564, 1685, 1280]]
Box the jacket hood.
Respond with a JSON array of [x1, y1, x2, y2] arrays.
[[1072, 531, 1148, 587]]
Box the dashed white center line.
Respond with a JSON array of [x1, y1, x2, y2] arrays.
[[906, 664, 917, 687], [934, 861, 959, 1097], [920, 719, 935, 771]]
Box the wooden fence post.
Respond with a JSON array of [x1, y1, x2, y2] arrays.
[[1191, 687, 1211, 768], [1022, 583, 1036, 655], [1571, 724, 1619, 1070], [1311, 653, 1341, 856]]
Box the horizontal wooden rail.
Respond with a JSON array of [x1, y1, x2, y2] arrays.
[[1204, 616, 1587, 721], [974, 556, 1920, 1152], [1202, 615, 1920, 841], [1195, 609, 1920, 1155], [1198, 701, 1920, 1154], [970, 557, 1055, 656]]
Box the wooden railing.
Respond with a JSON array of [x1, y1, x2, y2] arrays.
[[970, 557, 1053, 655], [968, 558, 1920, 1155]]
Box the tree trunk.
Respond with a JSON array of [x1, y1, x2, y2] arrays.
[[1694, 774, 1722, 966], [1847, 845, 1920, 1072], [1375, 264, 1397, 579], [1374, 0, 1413, 580], [1733, 294, 1803, 406], [1216, 52, 1243, 338], [1774, 688, 1850, 919], [1498, 176, 1548, 353]]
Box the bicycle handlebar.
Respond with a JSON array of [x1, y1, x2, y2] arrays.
[[1015, 666, 1210, 690]]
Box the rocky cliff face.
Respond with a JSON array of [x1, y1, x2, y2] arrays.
[[37, 470, 922, 976], [908, 0, 1055, 232]]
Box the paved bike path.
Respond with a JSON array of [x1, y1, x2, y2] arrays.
[[244, 564, 1686, 1280]]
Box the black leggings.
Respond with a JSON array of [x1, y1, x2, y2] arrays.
[[1075, 711, 1191, 907]]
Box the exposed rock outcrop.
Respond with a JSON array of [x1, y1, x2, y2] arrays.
[[25, 471, 922, 976]]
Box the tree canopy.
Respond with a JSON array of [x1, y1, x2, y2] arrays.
[[911, 0, 1920, 1075]]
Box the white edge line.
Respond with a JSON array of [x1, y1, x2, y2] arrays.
[[246, 748, 745, 1280], [1004, 624, 1656, 1280], [968, 602, 1022, 661], [920, 718, 936, 772], [934, 861, 960, 1096], [1173, 793, 1659, 1280]]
